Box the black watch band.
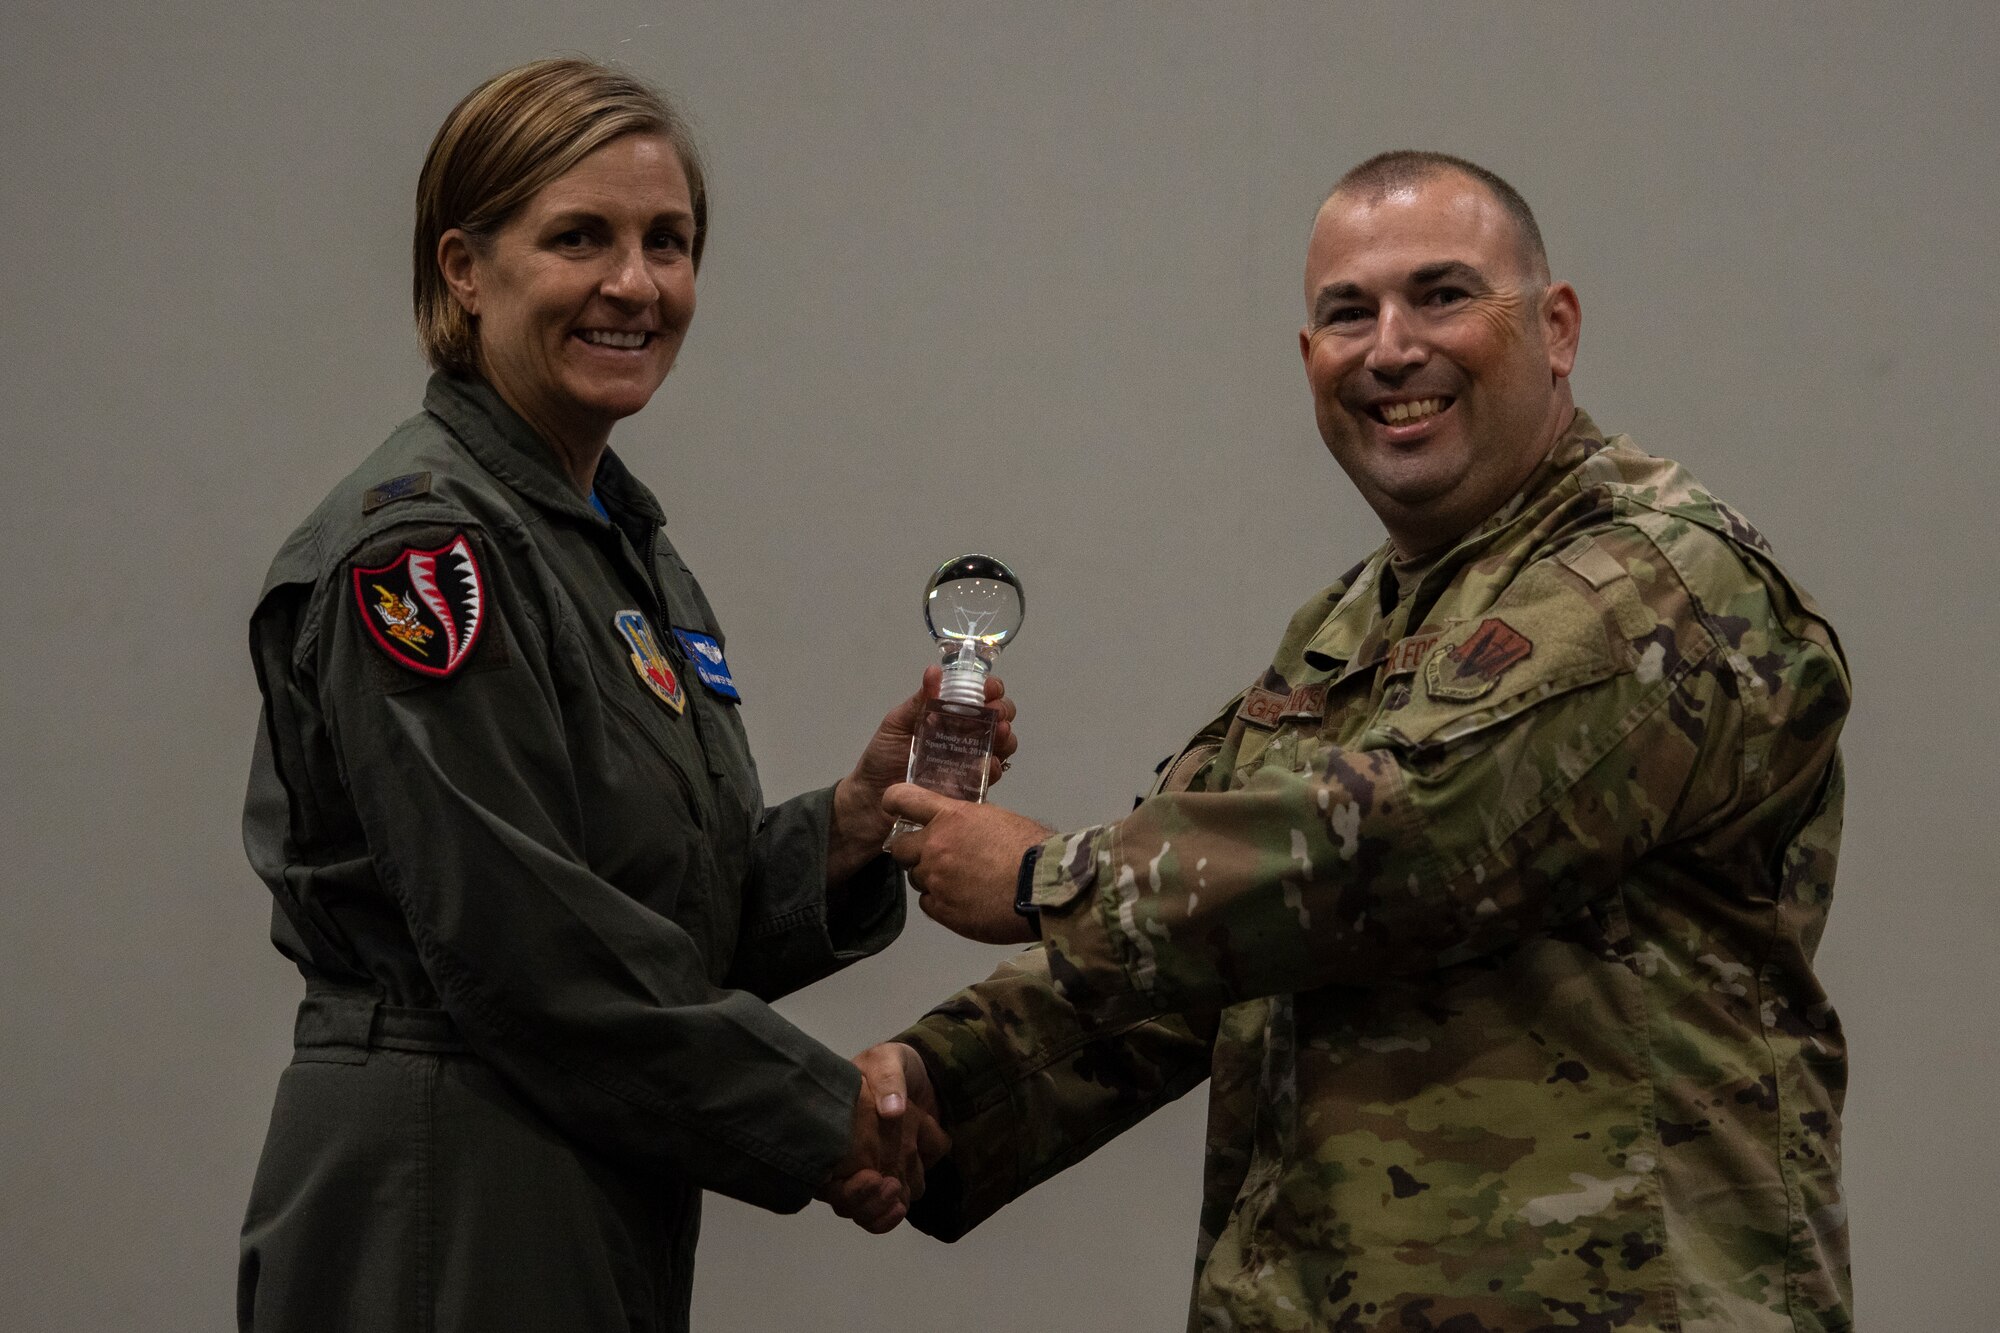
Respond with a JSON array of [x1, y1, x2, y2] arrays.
[[1014, 845, 1043, 931]]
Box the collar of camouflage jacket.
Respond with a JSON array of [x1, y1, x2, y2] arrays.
[[421, 372, 666, 527], [1301, 408, 1609, 675]]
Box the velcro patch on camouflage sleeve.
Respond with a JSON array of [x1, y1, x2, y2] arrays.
[[1031, 828, 1103, 911]]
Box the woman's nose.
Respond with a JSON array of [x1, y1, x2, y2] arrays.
[[600, 245, 655, 305]]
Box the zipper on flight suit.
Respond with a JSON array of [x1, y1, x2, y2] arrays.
[[638, 526, 734, 777], [591, 516, 717, 831]]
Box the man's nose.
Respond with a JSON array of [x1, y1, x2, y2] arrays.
[[1364, 301, 1427, 379]]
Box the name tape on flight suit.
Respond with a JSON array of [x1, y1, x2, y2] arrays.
[[671, 628, 740, 701]]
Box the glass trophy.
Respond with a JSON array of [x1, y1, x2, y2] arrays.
[[889, 554, 1025, 841]]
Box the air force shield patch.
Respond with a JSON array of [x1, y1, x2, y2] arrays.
[[352, 533, 487, 677], [614, 610, 686, 714], [1425, 616, 1533, 702]]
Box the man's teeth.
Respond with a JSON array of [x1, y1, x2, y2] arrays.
[[1382, 397, 1445, 424], [580, 330, 647, 349]]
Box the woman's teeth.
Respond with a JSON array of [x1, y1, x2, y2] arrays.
[[579, 330, 648, 348], [1381, 397, 1446, 424]]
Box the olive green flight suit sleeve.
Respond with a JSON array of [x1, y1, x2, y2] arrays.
[[290, 520, 862, 1214], [634, 535, 905, 1004], [725, 789, 904, 1003], [1029, 521, 1845, 1026]]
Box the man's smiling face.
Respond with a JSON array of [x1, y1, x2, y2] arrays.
[[1299, 172, 1580, 555]]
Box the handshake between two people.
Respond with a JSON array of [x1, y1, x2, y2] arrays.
[[816, 670, 1057, 1229], [814, 1041, 942, 1233]]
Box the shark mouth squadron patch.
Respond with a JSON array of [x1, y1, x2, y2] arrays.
[[352, 533, 488, 677]]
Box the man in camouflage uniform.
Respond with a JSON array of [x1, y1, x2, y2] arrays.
[[862, 151, 1852, 1332]]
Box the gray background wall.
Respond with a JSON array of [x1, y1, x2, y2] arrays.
[[3, 3, 1994, 1329]]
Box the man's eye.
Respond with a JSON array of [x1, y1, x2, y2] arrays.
[[1423, 287, 1470, 306], [1323, 306, 1369, 327]]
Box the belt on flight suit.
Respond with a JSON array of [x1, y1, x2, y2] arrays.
[[291, 981, 469, 1061]]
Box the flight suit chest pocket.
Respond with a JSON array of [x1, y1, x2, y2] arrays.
[[584, 606, 713, 833], [584, 653, 726, 941]]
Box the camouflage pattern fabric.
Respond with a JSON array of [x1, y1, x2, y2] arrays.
[[902, 411, 1852, 1332]]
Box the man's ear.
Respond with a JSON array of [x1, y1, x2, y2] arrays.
[[1542, 281, 1581, 379], [437, 229, 481, 316]]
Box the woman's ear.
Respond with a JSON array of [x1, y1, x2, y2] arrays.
[[438, 229, 481, 316]]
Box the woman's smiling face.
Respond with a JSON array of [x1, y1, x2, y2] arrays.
[[444, 133, 697, 450]]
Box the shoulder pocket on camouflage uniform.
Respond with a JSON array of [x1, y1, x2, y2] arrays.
[[1369, 560, 1627, 772], [1146, 690, 1247, 799], [1155, 741, 1224, 798]]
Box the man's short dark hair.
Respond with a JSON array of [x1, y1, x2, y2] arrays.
[[1329, 151, 1548, 279]]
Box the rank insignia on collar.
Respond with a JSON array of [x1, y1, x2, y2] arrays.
[[351, 533, 486, 677], [614, 610, 685, 713], [361, 471, 433, 514], [1425, 617, 1532, 702]]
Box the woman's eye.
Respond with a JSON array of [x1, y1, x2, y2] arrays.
[[649, 230, 691, 254], [553, 230, 592, 250]]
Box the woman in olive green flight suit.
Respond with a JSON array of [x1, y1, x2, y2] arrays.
[[237, 58, 990, 1333]]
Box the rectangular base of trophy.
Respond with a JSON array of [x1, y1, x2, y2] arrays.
[[887, 700, 998, 846]]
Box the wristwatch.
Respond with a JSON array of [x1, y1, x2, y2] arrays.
[[1014, 844, 1043, 933]]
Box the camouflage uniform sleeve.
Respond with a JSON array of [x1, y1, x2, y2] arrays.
[[1029, 519, 1847, 1025], [896, 694, 1243, 1239], [898, 947, 1218, 1240]]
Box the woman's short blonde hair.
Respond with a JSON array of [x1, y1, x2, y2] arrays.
[[413, 57, 708, 378]]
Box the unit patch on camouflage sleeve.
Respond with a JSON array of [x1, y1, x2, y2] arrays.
[[351, 533, 486, 677], [1424, 617, 1532, 702]]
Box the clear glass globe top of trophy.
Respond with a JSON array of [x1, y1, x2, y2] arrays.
[[888, 554, 1024, 843]]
